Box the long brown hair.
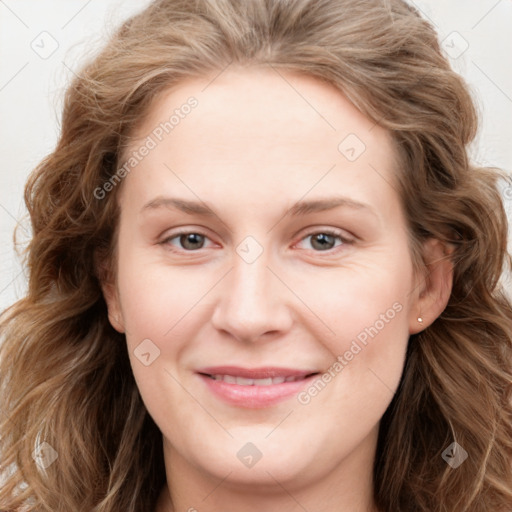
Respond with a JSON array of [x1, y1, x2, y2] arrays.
[[1, 0, 511, 510]]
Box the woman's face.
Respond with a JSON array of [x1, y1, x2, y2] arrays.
[[103, 67, 442, 495]]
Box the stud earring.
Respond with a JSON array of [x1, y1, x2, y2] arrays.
[[417, 317, 423, 323]]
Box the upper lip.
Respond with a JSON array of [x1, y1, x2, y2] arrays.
[[196, 366, 319, 379]]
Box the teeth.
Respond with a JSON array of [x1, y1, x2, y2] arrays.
[[253, 378, 273, 385], [236, 377, 254, 385], [209, 375, 300, 385]]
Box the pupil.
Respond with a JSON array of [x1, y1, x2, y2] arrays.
[[178, 233, 335, 251], [312, 233, 334, 250], [181, 233, 204, 250]]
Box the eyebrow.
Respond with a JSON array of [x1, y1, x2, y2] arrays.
[[140, 195, 377, 219]]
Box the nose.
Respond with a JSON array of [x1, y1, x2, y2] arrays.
[[210, 245, 293, 344]]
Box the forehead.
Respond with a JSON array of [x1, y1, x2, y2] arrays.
[[132, 66, 391, 155], [119, 66, 401, 222]]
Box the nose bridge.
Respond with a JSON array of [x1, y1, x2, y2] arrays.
[[232, 256, 267, 305], [211, 238, 291, 342]]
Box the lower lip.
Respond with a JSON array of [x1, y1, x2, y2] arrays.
[[198, 374, 317, 408]]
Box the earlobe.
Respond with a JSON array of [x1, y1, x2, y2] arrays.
[[101, 281, 126, 333], [94, 250, 125, 333], [409, 238, 454, 334]]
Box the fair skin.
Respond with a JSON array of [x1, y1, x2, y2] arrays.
[[101, 66, 453, 512]]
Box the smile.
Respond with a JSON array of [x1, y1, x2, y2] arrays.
[[205, 374, 311, 385], [196, 366, 320, 408]]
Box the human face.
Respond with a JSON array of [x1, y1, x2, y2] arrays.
[[104, 66, 424, 505]]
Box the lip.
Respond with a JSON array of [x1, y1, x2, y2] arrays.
[[196, 366, 319, 408]]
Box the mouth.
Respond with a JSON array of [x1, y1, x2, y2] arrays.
[[203, 374, 316, 385], [196, 366, 320, 408]]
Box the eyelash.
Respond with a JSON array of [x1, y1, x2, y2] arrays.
[[159, 228, 354, 255]]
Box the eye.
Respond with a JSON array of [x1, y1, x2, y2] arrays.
[[161, 231, 214, 251], [160, 228, 354, 253], [296, 229, 353, 252]]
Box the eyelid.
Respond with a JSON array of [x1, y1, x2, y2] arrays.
[[159, 226, 355, 253], [297, 226, 355, 242], [292, 227, 355, 253], [160, 228, 216, 249]]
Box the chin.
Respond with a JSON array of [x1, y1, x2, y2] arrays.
[[187, 434, 317, 487]]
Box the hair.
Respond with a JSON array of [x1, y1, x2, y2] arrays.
[[1, 0, 511, 510]]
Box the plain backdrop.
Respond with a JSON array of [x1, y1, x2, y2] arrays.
[[1, 0, 511, 313]]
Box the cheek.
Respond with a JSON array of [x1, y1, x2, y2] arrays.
[[294, 253, 413, 407], [299, 257, 412, 349], [116, 250, 211, 344], [117, 239, 414, 352]]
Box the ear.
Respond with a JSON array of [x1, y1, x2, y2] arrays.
[[101, 281, 126, 333], [94, 251, 125, 334], [409, 237, 454, 334]]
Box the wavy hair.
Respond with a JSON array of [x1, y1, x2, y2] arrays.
[[1, 0, 511, 510]]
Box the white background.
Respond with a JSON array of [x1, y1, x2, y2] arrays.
[[1, 0, 511, 312]]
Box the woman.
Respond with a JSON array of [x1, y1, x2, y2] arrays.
[[0, 0, 511, 511]]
